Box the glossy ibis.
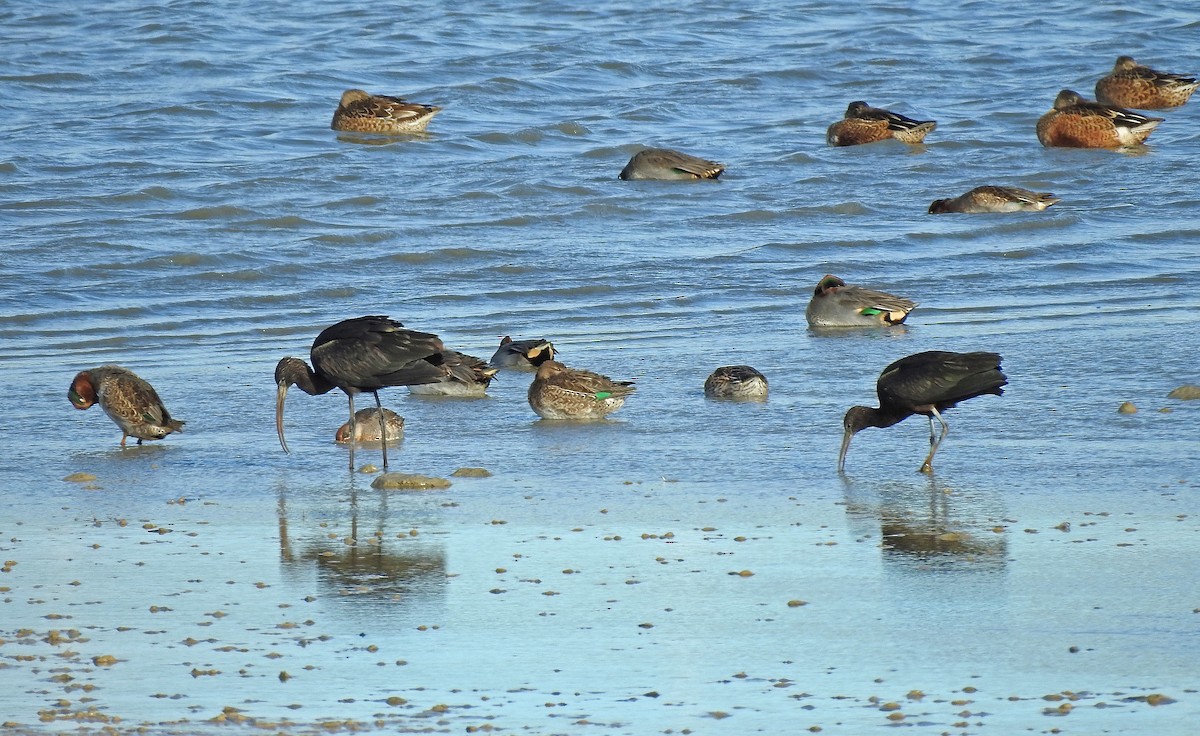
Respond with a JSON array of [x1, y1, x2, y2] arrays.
[[490, 336, 556, 370], [806, 274, 917, 328], [275, 315, 449, 470], [618, 148, 725, 181], [1036, 90, 1162, 148], [838, 351, 1007, 473], [826, 101, 936, 146], [528, 360, 635, 420], [1095, 56, 1197, 110], [928, 186, 1060, 214], [330, 89, 442, 134], [68, 365, 185, 447], [704, 365, 769, 400]]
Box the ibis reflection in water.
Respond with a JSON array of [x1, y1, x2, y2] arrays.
[[275, 315, 450, 470], [838, 351, 1007, 474]]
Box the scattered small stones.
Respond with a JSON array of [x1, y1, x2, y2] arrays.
[[371, 473, 452, 490]]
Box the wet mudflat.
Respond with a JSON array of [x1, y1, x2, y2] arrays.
[[1, 456, 1195, 734]]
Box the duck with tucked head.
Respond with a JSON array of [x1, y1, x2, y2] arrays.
[[69, 365, 185, 447], [1095, 56, 1197, 110], [335, 408, 404, 444], [528, 360, 635, 420], [806, 275, 917, 328], [331, 89, 442, 134], [704, 366, 768, 401], [827, 101, 936, 146], [408, 350, 499, 397], [1036, 89, 1163, 148]]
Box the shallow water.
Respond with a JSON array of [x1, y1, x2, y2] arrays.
[[2, 0, 1199, 733]]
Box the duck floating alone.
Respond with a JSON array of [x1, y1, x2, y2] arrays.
[[704, 366, 768, 400], [331, 89, 442, 134], [806, 275, 917, 328], [929, 185, 1060, 214], [618, 148, 725, 180]]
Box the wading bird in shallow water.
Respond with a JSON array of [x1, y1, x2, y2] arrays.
[[528, 360, 635, 420], [704, 365, 769, 400], [839, 351, 1007, 474], [275, 316, 450, 470], [68, 365, 185, 447], [330, 89, 442, 134], [490, 336, 556, 370], [335, 408, 404, 444], [806, 274, 917, 328], [1095, 56, 1198, 110]]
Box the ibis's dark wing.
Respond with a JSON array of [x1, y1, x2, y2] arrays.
[[311, 316, 448, 390], [877, 351, 1005, 410]]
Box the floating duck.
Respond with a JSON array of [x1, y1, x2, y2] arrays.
[[528, 360, 635, 420]]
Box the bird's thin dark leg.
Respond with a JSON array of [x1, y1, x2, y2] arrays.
[[346, 393, 357, 471], [374, 391, 388, 470], [927, 416, 936, 446], [920, 408, 950, 473]]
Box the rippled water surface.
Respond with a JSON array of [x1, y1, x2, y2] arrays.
[[2, 1, 1198, 733]]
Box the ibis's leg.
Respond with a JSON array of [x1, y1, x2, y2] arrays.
[[374, 392, 389, 470], [346, 394, 357, 471], [920, 408, 950, 473]]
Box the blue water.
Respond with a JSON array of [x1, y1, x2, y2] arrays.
[[2, 1, 1198, 733]]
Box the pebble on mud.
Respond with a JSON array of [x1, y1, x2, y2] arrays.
[[1117, 401, 1137, 414], [371, 473, 452, 490], [1167, 385, 1200, 400]]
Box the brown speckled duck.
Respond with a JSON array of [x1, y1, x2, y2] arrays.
[[1036, 89, 1163, 148], [527, 360, 635, 420], [1095, 56, 1198, 110], [827, 101, 936, 146], [68, 365, 185, 446], [929, 186, 1060, 214], [704, 366, 769, 401], [331, 89, 442, 134]]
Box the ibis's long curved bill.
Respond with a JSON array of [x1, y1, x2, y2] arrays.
[[276, 381, 291, 454], [837, 429, 853, 472]]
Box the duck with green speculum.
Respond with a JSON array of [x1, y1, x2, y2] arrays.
[[806, 275, 917, 328], [527, 360, 635, 420]]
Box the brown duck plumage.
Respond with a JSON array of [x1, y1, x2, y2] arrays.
[[68, 365, 185, 447]]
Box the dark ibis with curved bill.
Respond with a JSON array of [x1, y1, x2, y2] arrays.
[[838, 351, 1007, 473], [275, 315, 450, 470]]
